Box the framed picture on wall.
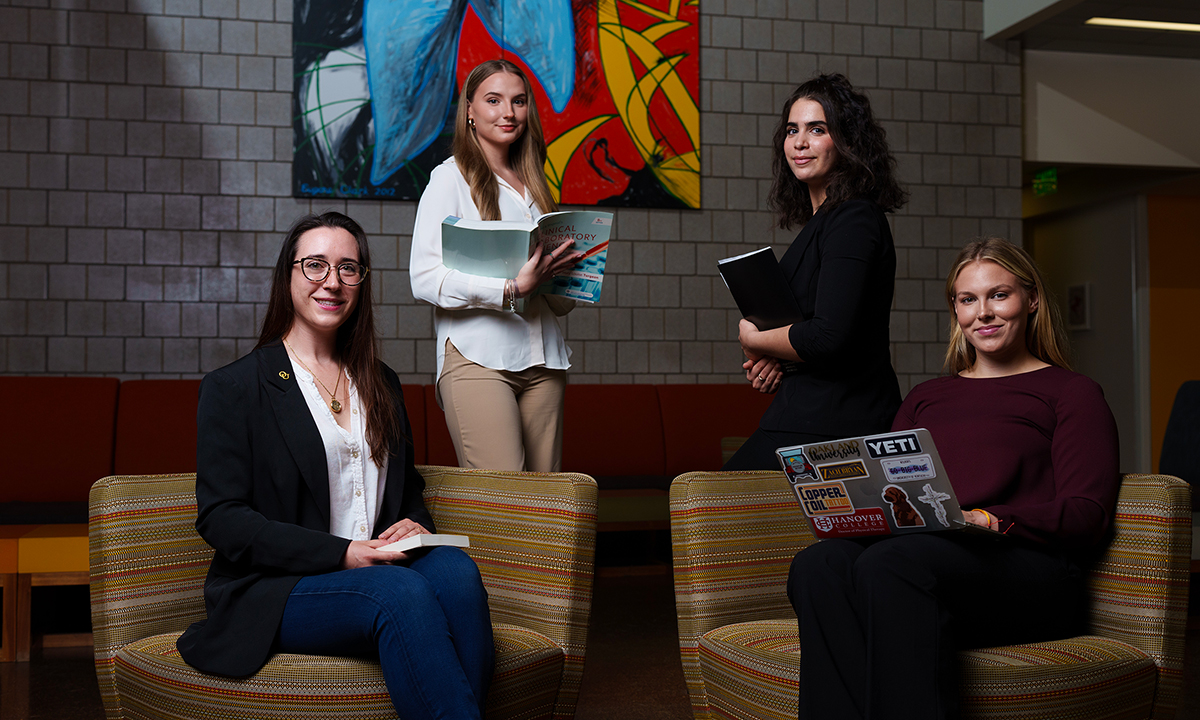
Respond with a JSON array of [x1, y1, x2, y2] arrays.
[[291, 0, 700, 208], [1066, 283, 1091, 331]]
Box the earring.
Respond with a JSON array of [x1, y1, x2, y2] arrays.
[[468, 118, 476, 129]]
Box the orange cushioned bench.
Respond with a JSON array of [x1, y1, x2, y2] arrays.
[[0, 377, 119, 524], [1, 377, 200, 662], [114, 380, 202, 475], [658, 384, 774, 477], [564, 384, 666, 485], [402, 384, 427, 465], [415, 382, 771, 487], [0, 377, 118, 661], [423, 385, 456, 466]]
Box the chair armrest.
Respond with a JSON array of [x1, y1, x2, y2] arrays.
[[417, 465, 597, 720], [669, 471, 814, 716], [88, 473, 212, 720], [1087, 473, 1192, 720]]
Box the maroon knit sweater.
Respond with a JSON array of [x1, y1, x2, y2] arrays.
[[891, 366, 1120, 549]]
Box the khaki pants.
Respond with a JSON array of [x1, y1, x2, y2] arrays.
[[437, 341, 565, 472]]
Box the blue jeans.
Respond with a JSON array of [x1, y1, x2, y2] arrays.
[[278, 546, 494, 720]]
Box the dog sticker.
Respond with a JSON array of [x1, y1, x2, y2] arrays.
[[882, 484, 925, 527]]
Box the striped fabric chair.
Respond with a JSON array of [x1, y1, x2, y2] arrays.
[[89, 468, 597, 720], [670, 471, 1191, 720]]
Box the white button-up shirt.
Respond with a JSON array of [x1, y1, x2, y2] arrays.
[[286, 352, 387, 541], [410, 157, 571, 381]]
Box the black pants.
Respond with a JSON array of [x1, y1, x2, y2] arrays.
[[722, 427, 839, 471], [787, 534, 1085, 720]]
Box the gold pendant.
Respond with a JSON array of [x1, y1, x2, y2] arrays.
[[330, 399, 342, 413]]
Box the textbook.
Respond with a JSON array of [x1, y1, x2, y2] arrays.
[[377, 533, 470, 554], [717, 247, 803, 330], [442, 211, 613, 303]]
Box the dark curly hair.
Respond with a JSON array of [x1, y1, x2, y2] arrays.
[[768, 74, 907, 229]]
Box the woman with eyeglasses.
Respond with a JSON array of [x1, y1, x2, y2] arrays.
[[410, 59, 581, 472], [177, 212, 494, 719]]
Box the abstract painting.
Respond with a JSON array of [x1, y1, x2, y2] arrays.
[[292, 0, 699, 208]]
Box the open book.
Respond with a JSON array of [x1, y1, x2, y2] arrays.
[[377, 533, 470, 554], [442, 211, 613, 303]]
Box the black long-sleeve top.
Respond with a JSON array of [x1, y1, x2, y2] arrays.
[[759, 198, 902, 437]]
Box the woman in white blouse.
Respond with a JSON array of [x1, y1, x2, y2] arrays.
[[411, 59, 581, 472], [178, 212, 494, 719]]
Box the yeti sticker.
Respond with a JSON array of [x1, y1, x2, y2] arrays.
[[864, 431, 923, 459]]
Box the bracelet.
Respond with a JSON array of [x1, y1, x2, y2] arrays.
[[971, 508, 994, 525], [505, 279, 517, 313]]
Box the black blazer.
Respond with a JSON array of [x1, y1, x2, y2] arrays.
[[758, 198, 902, 436], [176, 341, 434, 677]]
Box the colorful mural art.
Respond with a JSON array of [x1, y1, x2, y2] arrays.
[[293, 0, 699, 208]]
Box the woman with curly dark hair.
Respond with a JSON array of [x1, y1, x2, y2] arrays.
[[723, 73, 908, 470]]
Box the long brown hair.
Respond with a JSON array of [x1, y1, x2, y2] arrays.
[[452, 59, 557, 220], [257, 212, 401, 462], [942, 237, 1072, 375], [768, 73, 907, 229]]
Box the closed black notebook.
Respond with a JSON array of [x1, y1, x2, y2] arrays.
[[717, 247, 803, 330]]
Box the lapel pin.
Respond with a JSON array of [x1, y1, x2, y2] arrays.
[[279, 371, 290, 380]]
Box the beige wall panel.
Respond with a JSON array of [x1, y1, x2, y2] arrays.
[[1025, 50, 1200, 167]]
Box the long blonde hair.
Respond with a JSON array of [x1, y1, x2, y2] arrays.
[[452, 59, 557, 220], [942, 237, 1072, 375]]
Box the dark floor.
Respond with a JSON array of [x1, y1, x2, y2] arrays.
[[575, 569, 692, 719], [2, 572, 1199, 720]]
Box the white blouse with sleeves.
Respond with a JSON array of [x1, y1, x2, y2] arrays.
[[410, 157, 571, 380], [283, 351, 386, 542]]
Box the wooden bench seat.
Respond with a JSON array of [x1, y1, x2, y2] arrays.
[[0, 524, 90, 662]]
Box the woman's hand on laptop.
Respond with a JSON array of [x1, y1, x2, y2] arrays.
[[963, 509, 999, 531]]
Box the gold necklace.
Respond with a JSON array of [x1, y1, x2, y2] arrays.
[[284, 339, 344, 413]]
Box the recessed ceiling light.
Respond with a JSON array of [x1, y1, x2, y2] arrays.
[[1085, 17, 1200, 33]]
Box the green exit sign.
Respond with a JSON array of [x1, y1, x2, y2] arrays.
[[1033, 168, 1058, 196]]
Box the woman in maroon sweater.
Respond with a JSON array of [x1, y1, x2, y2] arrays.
[[787, 237, 1119, 720]]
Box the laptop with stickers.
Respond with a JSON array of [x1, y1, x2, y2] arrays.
[[775, 428, 1004, 541]]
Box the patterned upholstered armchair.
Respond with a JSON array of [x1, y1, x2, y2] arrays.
[[89, 467, 596, 720], [670, 471, 1191, 720]]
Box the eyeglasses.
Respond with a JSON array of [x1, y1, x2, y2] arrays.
[[293, 258, 369, 286]]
